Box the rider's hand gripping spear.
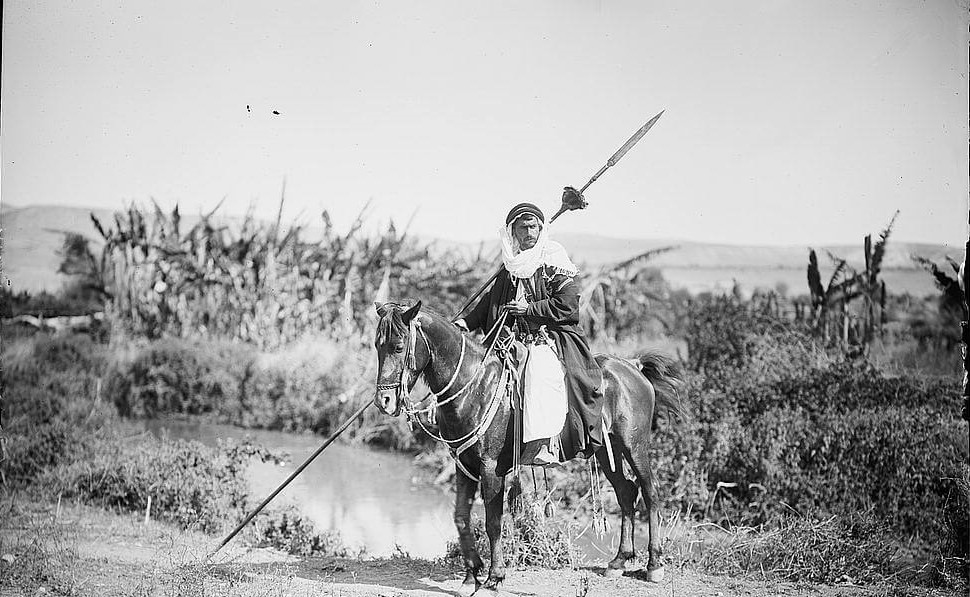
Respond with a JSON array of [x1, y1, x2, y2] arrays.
[[451, 109, 665, 321]]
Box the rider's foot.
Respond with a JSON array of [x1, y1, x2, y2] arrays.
[[530, 444, 559, 467]]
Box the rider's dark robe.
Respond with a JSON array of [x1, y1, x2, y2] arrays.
[[464, 265, 604, 461]]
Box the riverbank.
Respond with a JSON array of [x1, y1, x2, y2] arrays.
[[5, 498, 949, 597]]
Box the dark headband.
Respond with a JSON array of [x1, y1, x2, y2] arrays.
[[505, 203, 545, 226]]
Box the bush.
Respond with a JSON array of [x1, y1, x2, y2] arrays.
[[444, 498, 583, 570], [661, 305, 968, 547], [719, 406, 965, 533], [696, 513, 898, 583], [43, 435, 278, 533], [106, 338, 253, 418], [934, 464, 969, 589], [2, 333, 349, 555], [103, 335, 427, 451], [251, 507, 350, 556], [2, 334, 114, 482]]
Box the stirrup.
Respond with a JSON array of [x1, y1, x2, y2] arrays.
[[530, 445, 560, 467]]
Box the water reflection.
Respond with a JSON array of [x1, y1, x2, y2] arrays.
[[145, 419, 644, 562], [145, 419, 456, 557]]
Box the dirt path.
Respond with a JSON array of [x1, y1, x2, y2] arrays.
[[0, 501, 948, 597]]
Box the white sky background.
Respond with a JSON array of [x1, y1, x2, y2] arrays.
[[2, 1, 968, 247]]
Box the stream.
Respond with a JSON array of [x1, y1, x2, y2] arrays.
[[146, 419, 630, 561]]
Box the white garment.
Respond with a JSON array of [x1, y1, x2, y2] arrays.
[[522, 342, 568, 443], [499, 223, 578, 279]]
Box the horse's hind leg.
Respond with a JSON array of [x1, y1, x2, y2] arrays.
[[454, 468, 482, 596], [624, 441, 665, 582], [596, 440, 638, 577]]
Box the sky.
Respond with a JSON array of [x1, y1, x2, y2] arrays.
[[2, 0, 968, 247]]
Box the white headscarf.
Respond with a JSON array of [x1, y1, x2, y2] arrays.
[[500, 222, 579, 280]]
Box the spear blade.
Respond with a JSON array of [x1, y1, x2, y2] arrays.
[[607, 109, 664, 168], [576, 110, 664, 196]]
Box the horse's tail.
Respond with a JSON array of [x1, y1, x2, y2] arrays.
[[636, 351, 689, 425]]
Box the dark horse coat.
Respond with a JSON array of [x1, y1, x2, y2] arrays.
[[463, 265, 604, 460]]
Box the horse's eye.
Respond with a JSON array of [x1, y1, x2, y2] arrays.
[[393, 342, 405, 353]]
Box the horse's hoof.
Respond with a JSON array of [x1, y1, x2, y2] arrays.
[[457, 581, 479, 596], [478, 577, 503, 596], [603, 566, 624, 578], [647, 566, 665, 583]]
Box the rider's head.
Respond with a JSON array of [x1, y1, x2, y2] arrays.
[[505, 203, 544, 251]]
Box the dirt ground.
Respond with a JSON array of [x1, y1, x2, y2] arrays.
[[0, 501, 956, 597]]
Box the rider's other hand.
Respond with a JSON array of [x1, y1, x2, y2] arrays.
[[504, 299, 528, 315], [454, 319, 469, 332]]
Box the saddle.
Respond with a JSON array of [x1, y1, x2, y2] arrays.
[[496, 330, 579, 469]]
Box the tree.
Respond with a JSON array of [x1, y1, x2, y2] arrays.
[[578, 246, 677, 341], [912, 254, 965, 350]]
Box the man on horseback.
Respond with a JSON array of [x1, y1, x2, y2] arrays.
[[455, 197, 604, 466]]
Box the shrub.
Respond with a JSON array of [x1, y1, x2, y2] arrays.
[[2, 334, 114, 482], [42, 436, 277, 533], [696, 513, 898, 583], [106, 338, 253, 418], [445, 498, 583, 570], [718, 406, 965, 533], [3, 333, 353, 558], [934, 464, 969, 589], [250, 507, 349, 556], [103, 335, 428, 451]]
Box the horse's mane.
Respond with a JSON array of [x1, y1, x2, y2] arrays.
[[375, 302, 481, 349], [375, 302, 451, 344], [375, 303, 407, 344]]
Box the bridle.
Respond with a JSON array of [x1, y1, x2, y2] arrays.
[[377, 309, 514, 482]]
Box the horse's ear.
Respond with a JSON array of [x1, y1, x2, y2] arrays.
[[375, 302, 388, 317], [401, 300, 422, 324]]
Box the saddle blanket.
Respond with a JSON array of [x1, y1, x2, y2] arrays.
[[523, 343, 567, 443]]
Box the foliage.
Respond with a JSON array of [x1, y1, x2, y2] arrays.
[[657, 295, 966, 545], [578, 248, 676, 342], [444, 498, 583, 570], [90, 201, 493, 349], [252, 507, 350, 556], [0, 287, 101, 319], [721, 405, 963, 533], [2, 333, 348, 555], [695, 513, 898, 583], [0, 516, 84, 595], [43, 436, 273, 533], [805, 212, 900, 349], [101, 335, 426, 451], [933, 464, 969, 589], [106, 337, 252, 418], [56, 232, 108, 301]]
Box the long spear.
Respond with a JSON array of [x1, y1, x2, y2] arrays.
[[452, 110, 665, 321], [206, 400, 373, 561], [549, 110, 664, 223]]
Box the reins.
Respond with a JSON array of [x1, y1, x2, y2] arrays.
[[388, 310, 515, 483]]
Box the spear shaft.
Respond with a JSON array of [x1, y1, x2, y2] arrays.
[[206, 400, 373, 561], [550, 109, 664, 223], [454, 110, 664, 319]]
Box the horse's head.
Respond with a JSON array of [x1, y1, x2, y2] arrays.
[[373, 300, 425, 416]]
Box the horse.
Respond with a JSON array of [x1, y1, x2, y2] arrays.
[[372, 300, 687, 595]]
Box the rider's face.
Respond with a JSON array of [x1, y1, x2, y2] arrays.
[[512, 216, 541, 251]]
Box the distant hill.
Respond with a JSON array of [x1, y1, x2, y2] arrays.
[[1, 203, 963, 297]]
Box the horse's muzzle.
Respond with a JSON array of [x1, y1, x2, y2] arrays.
[[374, 387, 402, 416]]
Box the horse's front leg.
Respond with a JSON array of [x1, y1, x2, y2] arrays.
[[454, 464, 483, 596], [479, 460, 507, 592]]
